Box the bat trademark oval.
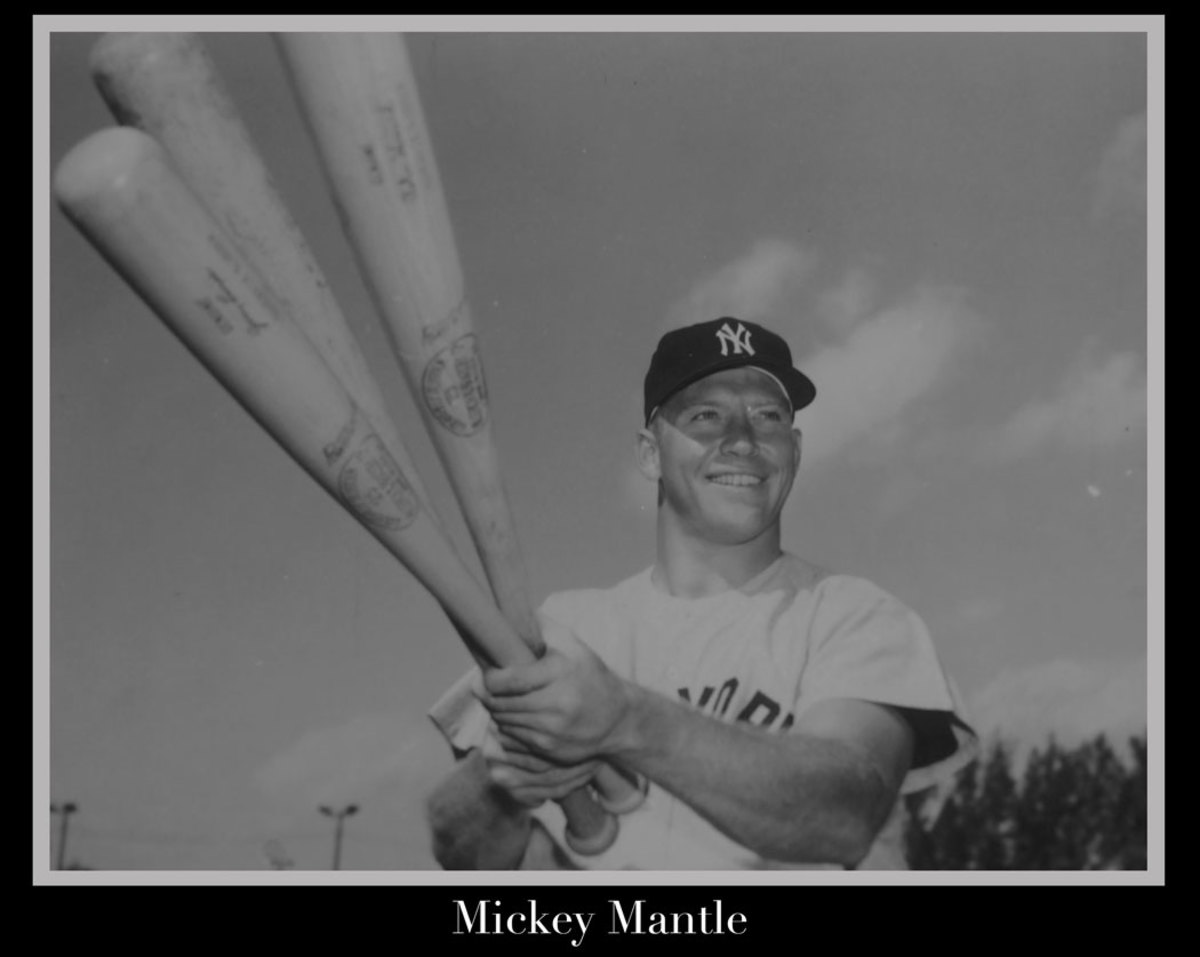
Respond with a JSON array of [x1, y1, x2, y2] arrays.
[[338, 431, 420, 531], [422, 333, 489, 436]]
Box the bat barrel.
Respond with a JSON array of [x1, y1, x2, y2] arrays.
[[89, 31, 453, 543], [55, 125, 625, 854], [54, 127, 532, 668]]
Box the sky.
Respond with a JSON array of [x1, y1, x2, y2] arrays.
[[37, 18, 1162, 874]]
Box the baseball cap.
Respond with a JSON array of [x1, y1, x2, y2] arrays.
[[643, 318, 817, 425]]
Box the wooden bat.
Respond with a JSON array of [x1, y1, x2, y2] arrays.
[[88, 32, 447, 539], [53, 127, 620, 856], [275, 34, 646, 828], [90, 30, 641, 849]]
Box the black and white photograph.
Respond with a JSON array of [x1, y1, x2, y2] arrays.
[[36, 17, 1161, 885]]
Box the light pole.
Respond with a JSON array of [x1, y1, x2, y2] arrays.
[[319, 804, 358, 870], [50, 802, 78, 871]]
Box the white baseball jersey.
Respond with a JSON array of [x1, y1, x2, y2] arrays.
[[430, 552, 978, 870]]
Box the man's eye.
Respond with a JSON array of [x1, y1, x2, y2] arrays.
[[691, 409, 719, 421], [756, 408, 785, 422]]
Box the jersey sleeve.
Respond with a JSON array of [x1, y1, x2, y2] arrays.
[[425, 666, 498, 760], [797, 575, 978, 793]]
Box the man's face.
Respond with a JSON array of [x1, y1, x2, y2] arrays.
[[638, 367, 802, 546]]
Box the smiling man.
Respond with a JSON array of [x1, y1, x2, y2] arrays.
[[426, 317, 977, 870]]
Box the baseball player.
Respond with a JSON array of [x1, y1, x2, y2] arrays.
[[426, 317, 977, 869]]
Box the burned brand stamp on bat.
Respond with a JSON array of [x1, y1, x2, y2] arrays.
[[331, 421, 420, 531], [422, 333, 489, 436]]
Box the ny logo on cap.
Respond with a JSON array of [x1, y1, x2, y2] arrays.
[[715, 321, 755, 357]]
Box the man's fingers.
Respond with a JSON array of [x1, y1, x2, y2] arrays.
[[478, 689, 548, 713], [485, 768, 546, 809], [492, 746, 554, 773], [491, 711, 555, 738], [550, 763, 602, 791], [491, 740, 603, 778], [487, 763, 601, 805], [483, 656, 560, 696], [493, 723, 557, 758], [494, 729, 533, 756]]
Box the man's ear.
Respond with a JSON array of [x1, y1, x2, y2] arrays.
[[635, 428, 661, 481], [791, 427, 803, 469]]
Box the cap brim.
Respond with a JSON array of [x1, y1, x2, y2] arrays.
[[646, 356, 816, 424]]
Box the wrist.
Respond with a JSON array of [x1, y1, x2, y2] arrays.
[[604, 679, 657, 760]]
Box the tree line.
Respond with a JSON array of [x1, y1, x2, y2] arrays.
[[904, 732, 1148, 869]]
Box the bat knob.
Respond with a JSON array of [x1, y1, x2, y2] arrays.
[[564, 811, 620, 857], [595, 771, 649, 815], [54, 127, 163, 214]]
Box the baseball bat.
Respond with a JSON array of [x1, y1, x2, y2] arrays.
[[53, 127, 619, 856], [88, 32, 448, 541], [90, 29, 641, 844], [275, 34, 646, 822]]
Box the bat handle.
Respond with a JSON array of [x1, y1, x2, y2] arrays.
[[560, 790, 620, 856], [592, 765, 649, 815], [557, 766, 647, 856]]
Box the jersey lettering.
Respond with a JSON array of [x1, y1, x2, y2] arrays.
[[712, 678, 738, 716], [678, 681, 795, 730], [735, 691, 780, 727]]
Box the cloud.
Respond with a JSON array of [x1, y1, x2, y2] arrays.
[[1092, 113, 1147, 222], [815, 265, 878, 335], [254, 712, 437, 813], [793, 283, 982, 469], [966, 656, 1147, 762], [976, 346, 1146, 464], [955, 597, 1006, 625], [664, 239, 816, 329]]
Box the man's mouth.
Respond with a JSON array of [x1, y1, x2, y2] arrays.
[[707, 472, 765, 487]]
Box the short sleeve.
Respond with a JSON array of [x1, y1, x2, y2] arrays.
[[426, 666, 497, 759], [798, 576, 978, 793]]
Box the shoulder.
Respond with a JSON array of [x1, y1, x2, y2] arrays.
[[808, 568, 916, 620], [766, 554, 901, 613], [778, 561, 935, 655], [538, 568, 652, 630]]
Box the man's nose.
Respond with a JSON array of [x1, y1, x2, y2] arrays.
[[719, 413, 758, 454]]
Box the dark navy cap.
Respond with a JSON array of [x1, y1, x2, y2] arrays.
[[643, 318, 816, 425]]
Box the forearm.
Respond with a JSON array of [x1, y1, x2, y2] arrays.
[[610, 684, 895, 866], [425, 751, 533, 870]]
